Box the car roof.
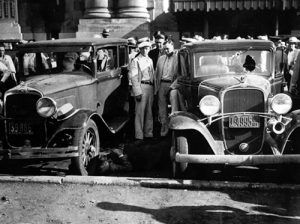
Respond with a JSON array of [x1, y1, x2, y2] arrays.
[[182, 39, 275, 52], [17, 37, 128, 49]]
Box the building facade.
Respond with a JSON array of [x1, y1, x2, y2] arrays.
[[0, 0, 299, 45]]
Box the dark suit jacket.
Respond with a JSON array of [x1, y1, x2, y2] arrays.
[[148, 48, 160, 69]]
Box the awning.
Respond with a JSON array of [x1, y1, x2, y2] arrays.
[[172, 0, 300, 12]]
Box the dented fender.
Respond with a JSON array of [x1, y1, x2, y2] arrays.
[[169, 111, 222, 154]]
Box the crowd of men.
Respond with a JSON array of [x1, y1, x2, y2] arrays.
[[127, 32, 177, 143], [274, 36, 300, 94]]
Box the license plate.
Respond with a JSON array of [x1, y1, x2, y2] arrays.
[[229, 115, 260, 128], [8, 122, 33, 135]]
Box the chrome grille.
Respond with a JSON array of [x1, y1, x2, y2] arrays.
[[222, 88, 265, 154]]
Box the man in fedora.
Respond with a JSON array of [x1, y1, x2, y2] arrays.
[[101, 28, 110, 38], [129, 38, 155, 142]]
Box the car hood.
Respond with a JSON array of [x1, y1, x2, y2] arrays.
[[10, 73, 94, 95], [199, 74, 271, 93]]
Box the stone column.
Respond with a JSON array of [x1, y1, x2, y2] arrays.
[[117, 0, 149, 19], [84, 0, 110, 18]]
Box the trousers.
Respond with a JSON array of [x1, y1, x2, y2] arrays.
[[158, 82, 171, 137], [135, 84, 154, 139]]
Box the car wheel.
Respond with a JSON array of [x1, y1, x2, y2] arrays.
[[171, 131, 189, 178], [71, 120, 100, 176]]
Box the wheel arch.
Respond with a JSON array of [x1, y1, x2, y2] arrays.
[[169, 112, 223, 155]]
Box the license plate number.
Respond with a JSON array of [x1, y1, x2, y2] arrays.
[[8, 122, 33, 135], [229, 115, 260, 128]]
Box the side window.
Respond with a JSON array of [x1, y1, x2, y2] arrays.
[[22, 52, 50, 76], [96, 46, 117, 72], [119, 45, 127, 67]]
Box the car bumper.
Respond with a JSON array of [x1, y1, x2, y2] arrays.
[[175, 153, 300, 165], [0, 146, 79, 160]]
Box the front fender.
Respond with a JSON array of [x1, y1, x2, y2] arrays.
[[45, 109, 94, 147], [169, 111, 223, 154], [58, 109, 93, 130], [282, 109, 300, 152]]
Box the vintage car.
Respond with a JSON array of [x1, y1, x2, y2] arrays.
[[170, 39, 300, 178], [0, 38, 130, 175]]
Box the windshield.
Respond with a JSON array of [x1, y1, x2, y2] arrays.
[[194, 50, 272, 78], [18, 46, 94, 77]]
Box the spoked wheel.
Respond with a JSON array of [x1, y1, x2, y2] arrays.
[[71, 120, 100, 175], [171, 131, 189, 178]]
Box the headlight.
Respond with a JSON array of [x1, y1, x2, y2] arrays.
[[199, 95, 220, 116], [36, 97, 57, 118], [271, 93, 292, 115]]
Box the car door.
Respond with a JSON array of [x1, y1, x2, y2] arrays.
[[95, 45, 129, 132]]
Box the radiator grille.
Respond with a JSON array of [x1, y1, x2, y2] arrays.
[[222, 88, 265, 154], [5, 93, 45, 147]]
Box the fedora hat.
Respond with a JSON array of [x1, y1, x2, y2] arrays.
[[102, 28, 110, 37], [127, 37, 137, 47]]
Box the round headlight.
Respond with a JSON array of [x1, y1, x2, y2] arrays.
[[271, 93, 292, 115], [36, 97, 57, 118], [199, 95, 220, 116]]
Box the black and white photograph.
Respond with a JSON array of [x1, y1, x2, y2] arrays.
[[1, 0, 300, 223]]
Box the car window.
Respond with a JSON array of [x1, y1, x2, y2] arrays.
[[19, 47, 94, 77], [96, 46, 117, 72], [194, 50, 272, 78]]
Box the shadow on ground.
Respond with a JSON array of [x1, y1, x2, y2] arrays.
[[97, 201, 300, 224]]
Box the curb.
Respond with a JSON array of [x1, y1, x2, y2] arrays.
[[139, 179, 300, 191], [0, 175, 299, 191]]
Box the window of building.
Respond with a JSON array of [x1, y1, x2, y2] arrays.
[[0, 0, 17, 19]]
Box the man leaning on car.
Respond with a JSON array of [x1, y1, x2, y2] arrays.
[[155, 39, 178, 137]]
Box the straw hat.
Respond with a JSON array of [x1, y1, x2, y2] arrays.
[[288, 36, 299, 43], [137, 37, 151, 48]]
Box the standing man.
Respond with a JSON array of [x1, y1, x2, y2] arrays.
[[149, 33, 165, 69], [287, 37, 300, 88], [155, 40, 178, 137], [0, 43, 16, 86], [129, 39, 155, 142], [149, 32, 166, 138], [0, 44, 16, 78]]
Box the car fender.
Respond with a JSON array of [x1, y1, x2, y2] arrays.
[[169, 111, 223, 154], [281, 109, 300, 151], [46, 109, 113, 147]]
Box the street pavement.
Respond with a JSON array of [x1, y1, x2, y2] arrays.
[[1, 137, 300, 223], [1, 180, 300, 224]]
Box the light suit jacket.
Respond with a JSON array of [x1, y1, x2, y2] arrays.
[[129, 54, 155, 96]]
